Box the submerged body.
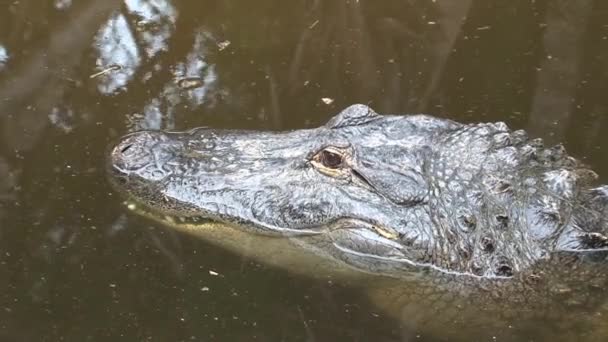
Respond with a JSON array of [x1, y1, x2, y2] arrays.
[[108, 105, 608, 339]]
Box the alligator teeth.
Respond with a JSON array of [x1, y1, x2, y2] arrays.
[[372, 225, 399, 240]]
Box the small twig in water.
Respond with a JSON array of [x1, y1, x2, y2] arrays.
[[89, 64, 122, 79]]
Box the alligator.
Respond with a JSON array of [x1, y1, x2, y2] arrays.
[[107, 104, 608, 339]]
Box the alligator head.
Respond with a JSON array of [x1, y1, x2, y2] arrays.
[[108, 105, 608, 279]]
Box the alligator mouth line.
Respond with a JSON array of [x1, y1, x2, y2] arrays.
[[123, 200, 216, 227], [121, 200, 516, 280], [120, 198, 326, 236]]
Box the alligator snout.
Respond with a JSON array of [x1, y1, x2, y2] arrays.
[[110, 131, 165, 173]]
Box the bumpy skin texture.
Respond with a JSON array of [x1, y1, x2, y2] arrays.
[[109, 104, 608, 280], [108, 105, 608, 338]]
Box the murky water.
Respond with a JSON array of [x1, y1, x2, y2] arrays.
[[1, 1, 607, 341]]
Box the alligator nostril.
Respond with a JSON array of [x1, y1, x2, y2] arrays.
[[120, 144, 133, 154], [110, 132, 162, 172]]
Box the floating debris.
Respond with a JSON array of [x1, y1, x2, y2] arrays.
[[309, 20, 319, 29], [217, 40, 231, 51], [177, 77, 205, 90], [321, 97, 334, 105], [89, 64, 122, 79]]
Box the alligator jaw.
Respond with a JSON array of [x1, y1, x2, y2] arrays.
[[107, 104, 608, 280]]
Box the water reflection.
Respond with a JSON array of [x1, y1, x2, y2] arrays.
[[48, 106, 76, 133], [95, 13, 141, 94], [127, 31, 217, 130], [172, 30, 218, 107], [125, 0, 177, 57], [124, 29, 218, 131], [94, 0, 177, 94], [0, 0, 607, 341], [528, 0, 594, 142], [0, 45, 7, 71]]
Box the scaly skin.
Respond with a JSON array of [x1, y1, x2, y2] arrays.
[[107, 105, 608, 339]]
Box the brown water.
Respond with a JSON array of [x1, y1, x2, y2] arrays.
[[1, 1, 607, 341]]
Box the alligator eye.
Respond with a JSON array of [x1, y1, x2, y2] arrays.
[[310, 147, 349, 174], [320, 150, 343, 169]]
